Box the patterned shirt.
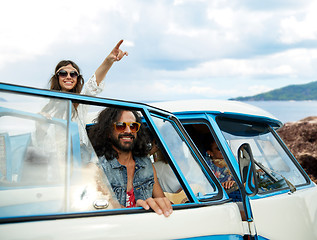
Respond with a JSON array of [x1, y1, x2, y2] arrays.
[[205, 157, 233, 183]]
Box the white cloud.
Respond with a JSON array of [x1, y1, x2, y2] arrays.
[[247, 85, 273, 95], [1, 0, 317, 102], [153, 48, 317, 81], [279, 1, 317, 43], [207, 8, 235, 28], [104, 79, 237, 101], [0, 0, 125, 67]]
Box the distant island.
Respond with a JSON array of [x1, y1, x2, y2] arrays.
[[229, 80, 317, 101]]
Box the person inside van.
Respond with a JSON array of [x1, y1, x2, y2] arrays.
[[44, 40, 128, 147], [150, 140, 207, 204], [204, 138, 242, 201], [205, 139, 236, 190], [88, 108, 173, 217], [150, 140, 182, 194]]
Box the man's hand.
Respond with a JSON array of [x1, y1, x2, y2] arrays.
[[136, 197, 173, 217], [107, 39, 128, 62], [222, 180, 236, 190]]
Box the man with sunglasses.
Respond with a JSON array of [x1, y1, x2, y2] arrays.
[[88, 108, 173, 217]]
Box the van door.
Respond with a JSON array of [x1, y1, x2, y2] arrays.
[[216, 116, 317, 240]]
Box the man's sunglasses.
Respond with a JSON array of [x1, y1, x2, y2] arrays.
[[113, 122, 141, 133], [57, 70, 79, 78]]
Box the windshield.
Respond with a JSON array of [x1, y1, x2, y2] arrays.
[[217, 117, 307, 193]]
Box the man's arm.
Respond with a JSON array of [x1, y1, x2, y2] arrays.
[[136, 165, 173, 217]]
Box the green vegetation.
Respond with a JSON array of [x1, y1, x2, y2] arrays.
[[230, 81, 317, 101]]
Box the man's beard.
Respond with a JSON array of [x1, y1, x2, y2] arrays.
[[111, 133, 137, 152]]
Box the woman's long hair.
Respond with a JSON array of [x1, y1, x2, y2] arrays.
[[49, 60, 84, 110], [88, 108, 151, 160]]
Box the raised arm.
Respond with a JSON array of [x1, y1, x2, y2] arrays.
[[95, 39, 128, 85]]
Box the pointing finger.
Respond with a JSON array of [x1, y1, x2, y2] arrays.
[[114, 39, 124, 50]]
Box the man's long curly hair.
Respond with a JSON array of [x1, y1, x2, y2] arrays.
[[88, 108, 151, 160]]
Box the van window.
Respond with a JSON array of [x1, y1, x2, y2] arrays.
[[217, 117, 308, 193], [0, 92, 119, 218], [181, 123, 241, 202], [150, 115, 216, 201]]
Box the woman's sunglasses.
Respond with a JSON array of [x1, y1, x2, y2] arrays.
[[113, 122, 141, 133], [57, 70, 79, 78]]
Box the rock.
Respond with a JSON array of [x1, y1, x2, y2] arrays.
[[277, 116, 317, 183]]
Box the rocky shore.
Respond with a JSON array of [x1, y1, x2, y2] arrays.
[[277, 116, 317, 183]]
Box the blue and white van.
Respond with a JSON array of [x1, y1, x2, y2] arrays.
[[0, 83, 316, 240], [151, 99, 317, 240]]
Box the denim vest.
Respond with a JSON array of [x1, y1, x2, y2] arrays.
[[99, 156, 154, 207]]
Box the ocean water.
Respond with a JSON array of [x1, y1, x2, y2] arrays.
[[246, 101, 317, 123]]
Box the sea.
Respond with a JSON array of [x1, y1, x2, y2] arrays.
[[246, 101, 317, 123]]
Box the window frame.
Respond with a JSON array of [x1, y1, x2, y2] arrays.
[[0, 83, 229, 224]]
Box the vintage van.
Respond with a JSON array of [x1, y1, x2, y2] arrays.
[[0, 83, 316, 240], [151, 99, 317, 240]]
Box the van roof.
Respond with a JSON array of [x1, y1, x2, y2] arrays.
[[150, 99, 280, 122]]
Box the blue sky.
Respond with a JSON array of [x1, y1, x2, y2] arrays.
[[1, 0, 317, 101]]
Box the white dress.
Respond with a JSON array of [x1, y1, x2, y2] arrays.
[[39, 74, 105, 146], [73, 74, 105, 145], [32, 74, 105, 181]]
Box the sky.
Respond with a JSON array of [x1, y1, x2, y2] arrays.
[[1, 0, 317, 102]]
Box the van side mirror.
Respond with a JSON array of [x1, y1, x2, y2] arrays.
[[238, 143, 258, 196]]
